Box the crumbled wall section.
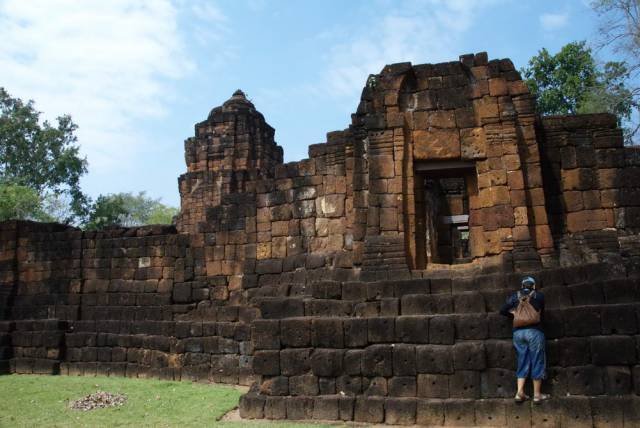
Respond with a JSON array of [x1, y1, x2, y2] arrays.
[[1, 53, 640, 427], [537, 114, 640, 264]]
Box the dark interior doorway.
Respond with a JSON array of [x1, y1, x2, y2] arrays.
[[414, 162, 476, 268]]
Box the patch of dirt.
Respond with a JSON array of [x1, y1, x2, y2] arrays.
[[220, 408, 242, 422], [69, 391, 127, 411]]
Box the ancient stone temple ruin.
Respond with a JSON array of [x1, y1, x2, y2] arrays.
[[2, 52, 640, 426]]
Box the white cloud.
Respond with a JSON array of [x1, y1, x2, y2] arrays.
[[0, 0, 227, 175], [539, 12, 569, 31], [321, 0, 499, 100]]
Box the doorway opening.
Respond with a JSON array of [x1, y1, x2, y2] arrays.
[[414, 161, 477, 268]]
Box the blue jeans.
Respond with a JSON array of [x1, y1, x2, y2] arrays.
[[513, 328, 546, 380]]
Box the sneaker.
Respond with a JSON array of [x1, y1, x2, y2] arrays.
[[533, 394, 550, 404]]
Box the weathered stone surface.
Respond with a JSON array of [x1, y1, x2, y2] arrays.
[[413, 129, 461, 160], [1, 55, 639, 428]]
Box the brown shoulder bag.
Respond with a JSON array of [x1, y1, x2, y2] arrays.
[[512, 291, 540, 328]]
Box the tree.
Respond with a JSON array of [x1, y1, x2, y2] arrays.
[[591, 0, 640, 139], [85, 192, 178, 230], [521, 41, 635, 139], [592, 1, 640, 70], [0, 88, 89, 222], [0, 181, 50, 222]]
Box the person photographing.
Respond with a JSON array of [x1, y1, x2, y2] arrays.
[[500, 276, 549, 404]]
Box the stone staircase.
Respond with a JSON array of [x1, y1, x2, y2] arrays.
[[239, 262, 640, 426]]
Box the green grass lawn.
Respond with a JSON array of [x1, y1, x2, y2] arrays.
[[0, 375, 338, 428]]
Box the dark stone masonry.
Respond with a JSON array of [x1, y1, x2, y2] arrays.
[[2, 53, 640, 426]]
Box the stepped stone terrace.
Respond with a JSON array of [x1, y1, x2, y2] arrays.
[[2, 52, 640, 426]]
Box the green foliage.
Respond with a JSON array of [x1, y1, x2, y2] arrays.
[[0, 181, 51, 222], [0, 88, 88, 222], [522, 41, 635, 141], [86, 191, 177, 230], [148, 204, 180, 225], [522, 41, 629, 116]]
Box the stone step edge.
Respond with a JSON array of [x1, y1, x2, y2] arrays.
[[251, 278, 640, 303], [239, 393, 640, 425], [253, 301, 640, 320]]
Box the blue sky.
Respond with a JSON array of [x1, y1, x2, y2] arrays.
[[0, 0, 606, 207]]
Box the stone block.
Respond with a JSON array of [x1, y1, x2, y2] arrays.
[[604, 366, 632, 395], [354, 396, 384, 423], [449, 371, 481, 399], [547, 337, 590, 367], [264, 396, 287, 419], [591, 335, 636, 365], [590, 396, 625, 428], [367, 317, 395, 343], [601, 305, 637, 335], [311, 281, 341, 299], [338, 396, 354, 421], [310, 348, 343, 377], [343, 318, 368, 348], [567, 365, 604, 396], [312, 318, 343, 348], [260, 376, 289, 396], [566, 209, 610, 232], [401, 294, 453, 315], [255, 259, 283, 275], [319, 377, 336, 395], [251, 320, 280, 350], [563, 307, 601, 337], [363, 376, 387, 396], [453, 292, 485, 313], [602, 279, 638, 303], [454, 314, 488, 340], [388, 376, 417, 397], [280, 318, 311, 347], [416, 398, 445, 426], [393, 344, 416, 376], [336, 375, 362, 396], [316, 195, 345, 218], [289, 374, 319, 396], [461, 127, 486, 160], [286, 396, 313, 420], [542, 310, 565, 339], [480, 368, 515, 398], [385, 398, 417, 425], [474, 399, 507, 427], [429, 316, 455, 344], [569, 282, 604, 305], [484, 339, 515, 369], [413, 129, 461, 160], [362, 344, 393, 377], [369, 155, 395, 179], [444, 399, 476, 426], [367, 281, 395, 300], [280, 348, 311, 376], [259, 298, 304, 319], [343, 349, 363, 375], [253, 350, 280, 375], [395, 316, 429, 343], [453, 341, 486, 370], [416, 345, 454, 374], [312, 396, 339, 421], [417, 373, 449, 398], [239, 394, 265, 419]]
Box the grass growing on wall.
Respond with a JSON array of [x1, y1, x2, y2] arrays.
[[0, 375, 334, 428]]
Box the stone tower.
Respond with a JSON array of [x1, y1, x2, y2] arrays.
[[176, 90, 283, 234]]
